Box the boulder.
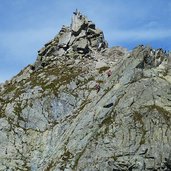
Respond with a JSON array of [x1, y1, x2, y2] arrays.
[[71, 11, 85, 34], [76, 38, 88, 50], [58, 31, 71, 47], [95, 60, 108, 69]]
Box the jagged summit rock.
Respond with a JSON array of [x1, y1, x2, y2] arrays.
[[0, 11, 171, 171], [34, 10, 108, 70], [133, 45, 168, 69]]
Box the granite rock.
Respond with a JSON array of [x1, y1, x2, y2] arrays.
[[0, 12, 171, 171]]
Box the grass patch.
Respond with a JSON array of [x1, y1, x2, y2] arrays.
[[98, 66, 110, 74]]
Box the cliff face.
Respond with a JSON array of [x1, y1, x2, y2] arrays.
[[0, 11, 171, 171]]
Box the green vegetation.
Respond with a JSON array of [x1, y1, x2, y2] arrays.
[[98, 66, 110, 74], [72, 146, 87, 170], [111, 155, 118, 161], [44, 160, 55, 171], [29, 63, 82, 94], [96, 80, 104, 84], [13, 103, 22, 115], [133, 111, 143, 124], [151, 105, 170, 122], [133, 111, 147, 145]]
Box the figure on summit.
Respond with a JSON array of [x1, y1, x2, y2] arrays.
[[73, 9, 80, 16], [73, 9, 78, 15]]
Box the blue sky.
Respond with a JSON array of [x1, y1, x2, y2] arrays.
[[1, 0, 171, 83]]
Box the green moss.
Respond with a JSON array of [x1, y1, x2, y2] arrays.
[[1, 81, 24, 104], [44, 160, 54, 171], [3, 82, 16, 94], [152, 105, 170, 121], [56, 148, 73, 170], [13, 103, 26, 123], [0, 111, 5, 118], [72, 147, 87, 170], [133, 112, 143, 124], [28, 64, 82, 94], [61, 150, 72, 160], [98, 66, 110, 74], [14, 103, 22, 115], [104, 87, 111, 94], [133, 112, 147, 145], [78, 99, 92, 113], [101, 115, 113, 126], [96, 80, 104, 84]]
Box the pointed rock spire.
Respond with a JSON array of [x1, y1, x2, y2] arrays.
[[34, 10, 108, 70]]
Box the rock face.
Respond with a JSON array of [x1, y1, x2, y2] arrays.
[[34, 10, 108, 70], [0, 11, 171, 171]]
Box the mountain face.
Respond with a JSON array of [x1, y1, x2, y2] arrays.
[[0, 10, 171, 171]]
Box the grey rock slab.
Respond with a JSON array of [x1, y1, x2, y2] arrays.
[[58, 31, 71, 47], [71, 13, 85, 34]]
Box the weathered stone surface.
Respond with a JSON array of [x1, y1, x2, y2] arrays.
[[71, 11, 85, 34], [75, 38, 88, 54], [58, 31, 71, 47], [0, 11, 171, 171], [33, 10, 108, 70], [95, 60, 108, 69]]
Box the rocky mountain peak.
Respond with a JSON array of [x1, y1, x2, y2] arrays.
[[34, 10, 108, 70], [0, 11, 171, 171]]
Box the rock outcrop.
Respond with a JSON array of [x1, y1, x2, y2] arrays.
[[0, 11, 171, 171], [34, 10, 108, 70]]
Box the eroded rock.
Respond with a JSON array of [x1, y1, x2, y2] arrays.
[[0, 11, 171, 171], [33, 10, 108, 70]]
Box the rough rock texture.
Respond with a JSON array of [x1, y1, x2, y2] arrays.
[[34, 10, 108, 71], [0, 11, 171, 171]]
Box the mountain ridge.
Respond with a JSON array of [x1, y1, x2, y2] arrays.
[[0, 11, 171, 171]]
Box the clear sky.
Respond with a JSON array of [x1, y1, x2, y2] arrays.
[[1, 0, 171, 83]]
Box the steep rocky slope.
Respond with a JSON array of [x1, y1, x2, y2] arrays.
[[0, 11, 171, 171]]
